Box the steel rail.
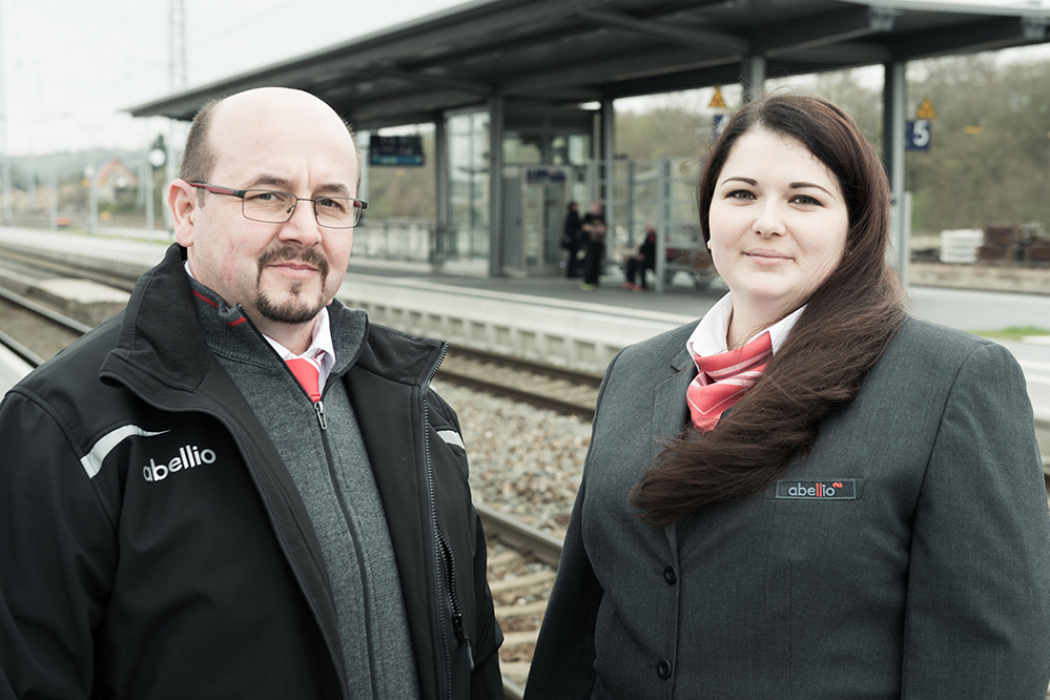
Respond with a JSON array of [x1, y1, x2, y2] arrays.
[[0, 285, 92, 372], [0, 246, 139, 292], [437, 367, 596, 421], [476, 501, 563, 700], [448, 345, 604, 386], [475, 502, 563, 569], [0, 285, 94, 335], [0, 327, 45, 368]]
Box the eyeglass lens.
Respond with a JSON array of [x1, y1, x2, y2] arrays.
[[241, 189, 361, 228]]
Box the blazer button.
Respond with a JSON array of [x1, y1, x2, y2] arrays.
[[663, 565, 678, 585], [657, 658, 673, 679]]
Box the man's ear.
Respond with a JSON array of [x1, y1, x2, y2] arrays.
[[169, 179, 199, 247]]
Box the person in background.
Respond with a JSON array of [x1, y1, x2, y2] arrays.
[[525, 92, 1050, 699], [580, 200, 607, 290], [0, 87, 503, 700], [623, 224, 657, 291], [562, 200, 583, 278]]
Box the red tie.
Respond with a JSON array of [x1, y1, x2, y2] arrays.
[[286, 358, 322, 403], [686, 331, 772, 432]]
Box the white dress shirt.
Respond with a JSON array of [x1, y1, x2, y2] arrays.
[[686, 291, 805, 361]]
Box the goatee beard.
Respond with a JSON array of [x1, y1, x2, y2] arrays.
[[254, 246, 330, 325]]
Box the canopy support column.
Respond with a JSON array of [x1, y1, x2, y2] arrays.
[[434, 115, 449, 269], [741, 55, 766, 103], [488, 97, 505, 277], [883, 61, 909, 283]]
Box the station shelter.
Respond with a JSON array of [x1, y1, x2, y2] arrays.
[[130, 0, 1050, 290]]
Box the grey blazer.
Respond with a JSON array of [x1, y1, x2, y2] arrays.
[[526, 317, 1050, 699]]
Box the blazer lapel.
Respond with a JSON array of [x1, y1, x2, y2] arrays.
[[649, 345, 696, 460], [649, 345, 696, 554]]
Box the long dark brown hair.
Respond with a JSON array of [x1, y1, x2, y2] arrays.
[[630, 92, 907, 526]]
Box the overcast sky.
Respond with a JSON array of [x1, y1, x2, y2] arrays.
[[1, 0, 471, 155], [2, 0, 1047, 157]]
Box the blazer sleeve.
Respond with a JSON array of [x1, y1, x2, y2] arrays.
[[522, 475, 603, 700], [901, 341, 1050, 698]]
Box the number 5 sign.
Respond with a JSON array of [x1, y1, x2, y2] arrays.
[[906, 120, 931, 151]]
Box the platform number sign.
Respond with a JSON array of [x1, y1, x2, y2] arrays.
[[906, 120, 931, 151]]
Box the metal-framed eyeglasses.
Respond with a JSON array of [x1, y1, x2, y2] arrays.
[[189, 183, 367, 229]]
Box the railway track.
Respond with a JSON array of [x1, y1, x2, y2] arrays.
[[477, 504, 563, 698], [0, 246, 138, 293], [438, 346, 602, 421], [0, 286, 88, 366]]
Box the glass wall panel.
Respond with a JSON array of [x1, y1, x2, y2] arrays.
[[568, 134, 591, 166], [446, 110, 490, 260]]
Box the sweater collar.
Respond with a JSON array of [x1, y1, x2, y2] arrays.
[[182, 260, 338, 382], [187, 270, 367, 381]]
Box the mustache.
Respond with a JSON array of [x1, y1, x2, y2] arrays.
[[257, 246, 330, 279]]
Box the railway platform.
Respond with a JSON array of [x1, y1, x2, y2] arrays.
[[2, 226, 1049, 457]]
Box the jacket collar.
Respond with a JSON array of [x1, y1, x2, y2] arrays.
[[101, 243, 213, 394], [101, 243, 446, 397]]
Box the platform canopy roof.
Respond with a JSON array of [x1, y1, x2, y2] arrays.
[[129, 0, 1049, 130]]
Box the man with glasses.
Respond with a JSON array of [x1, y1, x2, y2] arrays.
[[0, 87, 504, 700]]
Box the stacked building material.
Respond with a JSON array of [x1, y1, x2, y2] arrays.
[[977, 224, 1019, 262], [1022, 223, 1050, 266], [940, 229, 984, 263]]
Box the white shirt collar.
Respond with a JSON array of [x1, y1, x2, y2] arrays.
[[262, 307, 335, 365], [686, 292, 805, 360]]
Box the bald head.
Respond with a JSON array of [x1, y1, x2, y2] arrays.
[[180, 87, 359, 192]]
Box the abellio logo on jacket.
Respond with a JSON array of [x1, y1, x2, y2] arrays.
[[143, 444, 217, 482]]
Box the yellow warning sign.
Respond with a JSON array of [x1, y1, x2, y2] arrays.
[[709, 86, 727, 110], [916, 97, 937, 120]]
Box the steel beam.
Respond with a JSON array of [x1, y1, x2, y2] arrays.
[[578, 8, 749, 54], [889, 15, 1049, 60], [366, 67, 492, 97]]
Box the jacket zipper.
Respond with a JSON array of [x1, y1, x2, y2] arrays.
[[279, 348, 329, 432], [439, 529, 474, 670], [313, 373, 381, 699], [422, 342, 463, 700]]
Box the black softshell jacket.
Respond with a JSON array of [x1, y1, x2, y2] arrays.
[[0, 244, 503, 700]]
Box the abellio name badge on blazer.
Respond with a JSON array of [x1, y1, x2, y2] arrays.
[[775, 479, 858, 500]]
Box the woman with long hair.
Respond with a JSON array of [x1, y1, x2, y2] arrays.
[[525, 93, 1050, 699]]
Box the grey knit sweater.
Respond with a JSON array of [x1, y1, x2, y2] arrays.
[[191, 280, 421, 700]]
